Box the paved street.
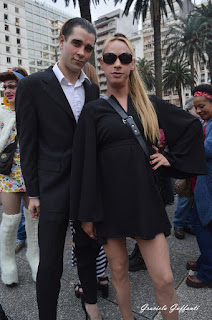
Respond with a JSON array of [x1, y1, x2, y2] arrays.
[[0, 200, 211, 320]]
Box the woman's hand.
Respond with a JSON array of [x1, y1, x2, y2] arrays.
[[150, 145, 171, 170], [81, 222, 97, 240]]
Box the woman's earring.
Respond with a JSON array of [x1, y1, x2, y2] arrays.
[[3, 96, 11, 107]]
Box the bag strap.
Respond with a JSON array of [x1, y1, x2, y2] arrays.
[[103, 96, 150, 160]]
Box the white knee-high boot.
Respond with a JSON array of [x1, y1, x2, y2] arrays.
[[0, 212, 21, 285], [24, 207, 39, 282]]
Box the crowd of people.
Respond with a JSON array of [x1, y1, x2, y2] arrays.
[[0, 16, 211, 320]]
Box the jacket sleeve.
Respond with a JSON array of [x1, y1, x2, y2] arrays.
[[150, 95, 208, 178], [205, 120, 212, 160], [70, 103, 102, 222], [15, 78, 40, 197]]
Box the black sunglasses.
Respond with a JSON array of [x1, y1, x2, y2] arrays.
[[103, 53, 133, 65], [3, 84, 17, 90]]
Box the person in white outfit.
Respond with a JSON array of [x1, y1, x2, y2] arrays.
[[0, 67, 39, 286]]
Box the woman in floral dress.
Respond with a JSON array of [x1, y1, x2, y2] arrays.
[[0, 68, 39, 286]]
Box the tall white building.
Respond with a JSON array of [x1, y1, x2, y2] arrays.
[[0, 0, 72, 75], [0, 0, 29, 72], [94, 9, 143, 92], [25, 0, 71, 74], [0, 0, 72, 103]]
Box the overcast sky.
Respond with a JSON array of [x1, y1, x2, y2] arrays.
[[42, 0, 203, 22]]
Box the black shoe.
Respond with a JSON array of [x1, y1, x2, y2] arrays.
[[97, 276, 109, 298], [184, 227, 195, 235], [174, 227, 185, 240], [0, 305, 8, 320], [129, 244, 147, 272]]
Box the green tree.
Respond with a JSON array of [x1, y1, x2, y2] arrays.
[[163, 60, 192, 108], [136, 57, 154, 91], [166, 14, 207, 91], [194, 1, 212, 83], [115, 0, 183, 98]]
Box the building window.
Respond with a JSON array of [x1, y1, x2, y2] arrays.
[[17, 38, 21, 45], [18, 59, 22, 65], [17, 48, 21, 55], [4, 3, 8, 9], [7, 57, 11, 63], [29, 67, 36, 74], [15, 17, 20, 24], [16, 28, 20, 34], [6, 46, 10, 53], [15, 7, 19, 13], [5, 24, 9, 32], [4, 14, 8, 20], [201, 74, 205, 83], [5, 35, 9, 42]]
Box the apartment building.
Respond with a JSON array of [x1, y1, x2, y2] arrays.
[[25, 0, 71, 74], [0, 0, 29, 73], [94, 9, 143, 92], [0, 0, 72, 75], [0, 0, 72, 103]]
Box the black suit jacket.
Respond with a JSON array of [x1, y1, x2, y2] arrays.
[[16, 66, 99, 213]]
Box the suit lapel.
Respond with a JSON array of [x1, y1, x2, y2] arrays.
[[42, 67, 76, 120], [84, 78, 94, 104]]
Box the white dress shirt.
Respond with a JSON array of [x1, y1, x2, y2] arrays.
[[53, 62, 90, 122]]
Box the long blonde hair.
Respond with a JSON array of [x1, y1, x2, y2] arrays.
[[102, 36, 160, 143], [83, 62, 100, 87]]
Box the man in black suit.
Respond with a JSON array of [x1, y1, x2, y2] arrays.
[[16, 18, 100, 320]]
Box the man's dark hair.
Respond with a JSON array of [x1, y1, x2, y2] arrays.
[[192, 84, 212, 102], [59, 17, 97, 42]]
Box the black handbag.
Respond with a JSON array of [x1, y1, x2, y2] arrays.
[[0, 136, 18, 175]]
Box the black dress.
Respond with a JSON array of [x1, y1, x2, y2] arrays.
[[70, 95, 207, 243]]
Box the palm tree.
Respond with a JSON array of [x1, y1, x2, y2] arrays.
[[52, 0, 100, 22], [163, 60, 192, 108], [114, 0, 183, 98], [166, 14, 207, 91], [136, 57, 154, 91], [194, 1, 212, 83]]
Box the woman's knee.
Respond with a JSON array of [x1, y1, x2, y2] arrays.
[[153, 270, 174, 292], [110, 261, 128, 282]]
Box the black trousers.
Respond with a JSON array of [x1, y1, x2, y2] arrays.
[[73, 221, 102, 304], [36, 213, 101, 320]]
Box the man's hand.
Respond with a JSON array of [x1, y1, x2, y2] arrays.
[[81, 222, 96, 240], [150, 145, 171, 170], [28, 198, 40, 219]]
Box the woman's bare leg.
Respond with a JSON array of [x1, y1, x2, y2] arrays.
[[0, 192, 23, 214], [136, 234, 178, 320], [103, 238, 134, 320]]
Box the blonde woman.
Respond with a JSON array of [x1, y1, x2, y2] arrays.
[[70, 35, 207, 319], [0, 68, 39, 286]]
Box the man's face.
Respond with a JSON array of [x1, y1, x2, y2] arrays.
[[59, 25, 95, 74]]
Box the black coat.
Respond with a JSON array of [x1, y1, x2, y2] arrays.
[[69, 96, 207, 241], [16, 66, 99, 213]]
